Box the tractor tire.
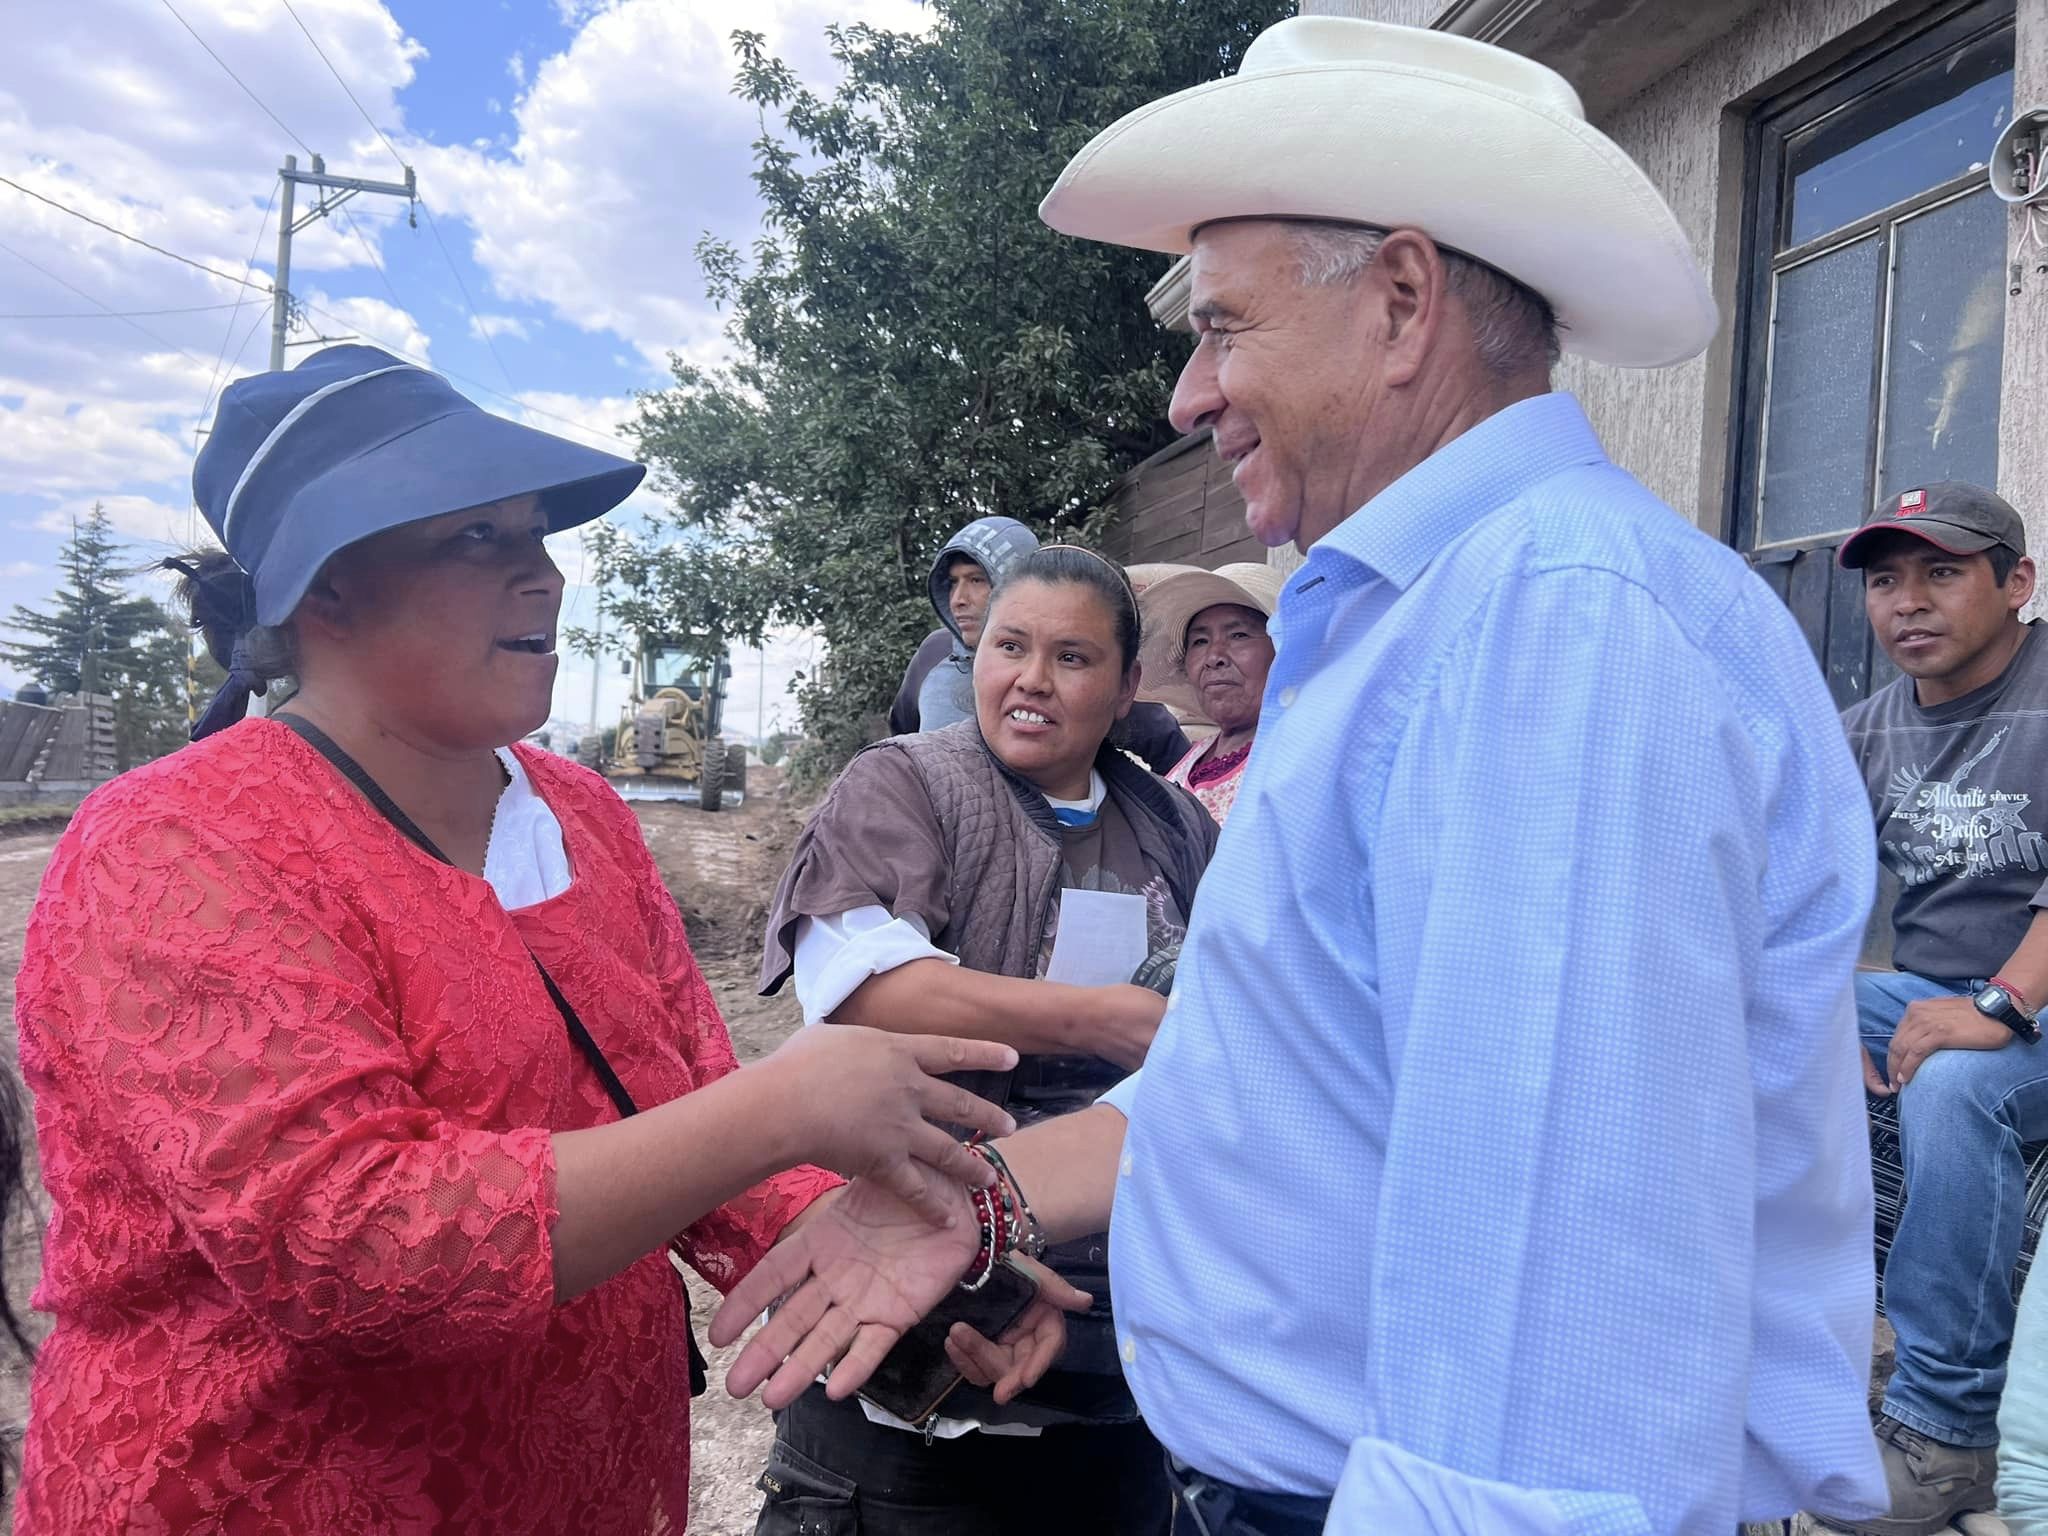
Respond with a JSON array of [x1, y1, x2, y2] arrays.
[[699, 738, 727, 813], [728, 748, 748, 802]]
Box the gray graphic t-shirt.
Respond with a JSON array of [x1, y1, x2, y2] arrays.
[[1842, 622, 2048, 979]]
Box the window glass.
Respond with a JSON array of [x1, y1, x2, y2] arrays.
[[1785, 53, 2011, 248], [1879, 186, 2008, 496], [1757, 236, 1882, 545]]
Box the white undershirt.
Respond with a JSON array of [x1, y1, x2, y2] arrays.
[[484, 747, 571, 909]]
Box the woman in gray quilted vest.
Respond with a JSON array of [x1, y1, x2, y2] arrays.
[[754, 545, 1218, 1535]]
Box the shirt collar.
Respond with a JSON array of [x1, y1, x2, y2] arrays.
[[1044, 770, 1107, 825], [1301, 393, 1608, 593]]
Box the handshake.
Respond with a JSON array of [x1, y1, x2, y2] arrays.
[[722, 1025, 1098, 1417]]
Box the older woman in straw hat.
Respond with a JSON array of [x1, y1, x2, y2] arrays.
[[10, 345, 1027, 1533], [1137, 562, 1282, 825]]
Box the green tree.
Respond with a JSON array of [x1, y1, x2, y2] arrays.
[[3, 503, 165, 698], [112, 611, 226, 768], [2, 504, 223, 769], [613, 0, 1289, 777]]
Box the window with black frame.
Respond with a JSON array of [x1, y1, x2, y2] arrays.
[[1733, 2, 2015, 707]]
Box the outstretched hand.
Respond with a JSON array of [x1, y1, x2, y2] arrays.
[[945, 1265, 1090, 1404], [759, 1026, 1019, 1227], [712, 1174, 1089, 1410]]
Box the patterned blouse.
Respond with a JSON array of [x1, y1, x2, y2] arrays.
[[14, 720, 836, 1533], [1165, 736, 1255, 827]]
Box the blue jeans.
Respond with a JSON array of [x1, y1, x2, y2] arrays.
[[1859, 971, 2048, 1446]]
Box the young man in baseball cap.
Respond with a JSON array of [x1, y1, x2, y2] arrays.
[[1837, 481, 2048, 1534]]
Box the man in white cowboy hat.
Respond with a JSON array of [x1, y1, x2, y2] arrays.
[[709, 17, 1887, 1534]]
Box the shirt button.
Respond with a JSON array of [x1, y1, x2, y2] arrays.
[[1278, 686, 1298, 707], [1120, 1153, 1133, 1177], [1165, 989, 1180, 1012], [1121, 1338, 1137, 1364]]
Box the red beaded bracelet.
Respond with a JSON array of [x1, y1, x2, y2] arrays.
[[959, 1138, 1033, 1291]]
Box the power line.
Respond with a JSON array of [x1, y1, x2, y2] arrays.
[[156, 0, 313, 156], [157, 0, 420, 364], [0, 302, 243, 320], [0, 176, 271, 292], [272, 0, 520, 397], [278, 0, 408, 173], [0, 237, 214, 369], [199, 178, 281, 442], [337, 205, 409, 315], [420, 201, 517, 391], [294, 293, 635, 457]]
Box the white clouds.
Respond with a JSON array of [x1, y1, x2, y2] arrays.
[[469, 312, 529, 343], [512, 389, 636, 456], [2, 0, 930, 653], [299, 290, 433, 363], [29, 494, 198, 553], [410, 0, 932, 364], [0, 0, 425, 539], [0, 354, 211, 500]]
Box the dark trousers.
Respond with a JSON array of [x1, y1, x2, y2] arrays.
[[753, 1384, 1173, 1536]]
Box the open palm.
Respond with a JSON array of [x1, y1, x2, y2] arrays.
[[711, 1175, 983, 1409]]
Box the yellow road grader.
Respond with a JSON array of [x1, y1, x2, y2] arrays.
[[580, 635, 741, 810]]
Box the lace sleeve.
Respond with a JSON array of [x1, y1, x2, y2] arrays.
[[607, 803, 842, 1291], [24, 817, 559, 1366]]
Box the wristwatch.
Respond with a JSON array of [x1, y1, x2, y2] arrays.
[[1974, 982, 2043, 1044]]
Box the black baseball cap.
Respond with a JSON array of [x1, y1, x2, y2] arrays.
[[1837, 481, 2026, 569]]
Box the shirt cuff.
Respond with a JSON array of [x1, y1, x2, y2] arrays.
[[1328, 1436, 1652, 1536], [1095, 1067, 1143, 1121], [792, 906, 956, 1025]]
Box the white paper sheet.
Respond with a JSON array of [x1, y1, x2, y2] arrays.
[[1043, 887, 1150, 987]]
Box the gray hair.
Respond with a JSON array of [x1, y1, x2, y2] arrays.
[[1287, 223, 1562, 379]]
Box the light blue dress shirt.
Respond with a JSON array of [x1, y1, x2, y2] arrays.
[[1999, 1266, 2048, 1533], [1099, 393, 1886, 1535]]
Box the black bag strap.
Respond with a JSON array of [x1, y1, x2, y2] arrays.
[[276, 712, 708, 1393]]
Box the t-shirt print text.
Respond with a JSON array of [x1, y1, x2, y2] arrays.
[[1883, 727, 2046, 886]]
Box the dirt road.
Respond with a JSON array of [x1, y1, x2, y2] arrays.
[[0, 775, 809, 1533], [636, 784, 810, 1536]]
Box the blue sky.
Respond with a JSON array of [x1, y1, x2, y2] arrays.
[[1, 0, 926, 740]]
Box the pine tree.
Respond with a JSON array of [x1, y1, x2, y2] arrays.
[[3, 504, 223, 768], [2, 503, 164, 697]]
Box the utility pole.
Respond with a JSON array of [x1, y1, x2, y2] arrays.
[[587, 576, 605, 740], [270, 153, 417, 370]]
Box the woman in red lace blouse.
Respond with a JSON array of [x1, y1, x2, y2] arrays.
[[11, 347, 1019, 1533]]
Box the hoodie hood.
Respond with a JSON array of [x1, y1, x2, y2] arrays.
[[927, 515, 1039, 645]]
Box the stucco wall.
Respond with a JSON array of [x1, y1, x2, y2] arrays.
[[1554, 0, 1902, 532], [1557, 0, 2046, 550]]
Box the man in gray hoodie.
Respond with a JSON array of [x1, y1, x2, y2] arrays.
[[889, 516, 1192, 775]]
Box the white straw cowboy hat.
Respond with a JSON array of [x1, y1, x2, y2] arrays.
[[1138, 562, 1286, 718], [1038, 16, 1717, 369]]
